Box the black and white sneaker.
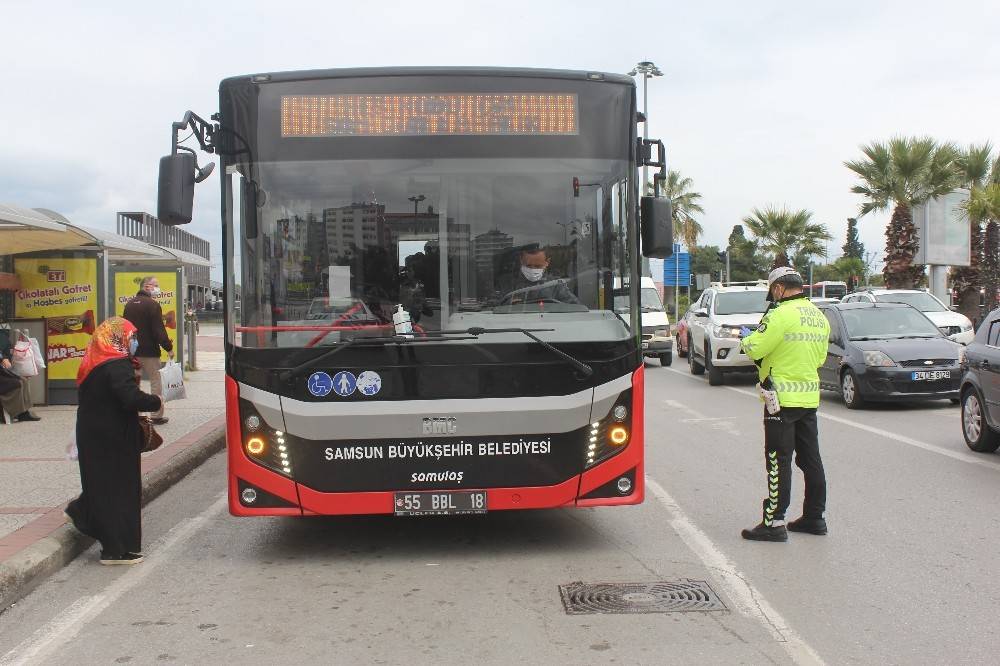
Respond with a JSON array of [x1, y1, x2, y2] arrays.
[[99, 552, 144, 565]]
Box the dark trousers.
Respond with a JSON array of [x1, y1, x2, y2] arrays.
[[761, 407, 826, 525]]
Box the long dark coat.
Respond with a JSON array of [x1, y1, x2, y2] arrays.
[[66, 358, 161, 556]]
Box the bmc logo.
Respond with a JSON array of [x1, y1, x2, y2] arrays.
[[47, 270, 66, 282], [422, 417, 457, 435]]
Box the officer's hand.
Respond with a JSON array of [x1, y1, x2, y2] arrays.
[[1, 358, 10, 369], [739, 326, 753, 339]]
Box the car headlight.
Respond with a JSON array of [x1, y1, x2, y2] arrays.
[[711, 325, 741, 339], [961, 323, 973, 332], [863, 350, 896, 367]]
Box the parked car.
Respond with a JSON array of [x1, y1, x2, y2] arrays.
[[686, 281, 770, 385], [817, 302, 964, 409], [842, 289, 974, 344], [614, 277, 672, 366], [959, 308, 1000, 452]]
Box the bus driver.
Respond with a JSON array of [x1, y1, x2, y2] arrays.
[[501, 246, 581, 306]]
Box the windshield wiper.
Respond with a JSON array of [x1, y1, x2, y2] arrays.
[[448, 327, 594, 377], [282, 333, 479, 379]]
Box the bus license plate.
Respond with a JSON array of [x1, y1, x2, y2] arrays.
[[394, 490, 487, 516], [912, 370, 950, 381], [641, 341, 649, 349]]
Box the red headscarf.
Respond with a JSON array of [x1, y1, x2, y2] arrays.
[[77, 317, 138, 385]]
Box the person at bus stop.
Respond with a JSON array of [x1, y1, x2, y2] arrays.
[[123, 276, 173, 425], [0, 343, 41, 423], [65, 317, 161, 565], [501, 245, 581, 305], [738, 267, 830, 542]]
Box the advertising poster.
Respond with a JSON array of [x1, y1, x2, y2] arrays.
[[114, 271, 180, 362], [13, 257, 98, 380]]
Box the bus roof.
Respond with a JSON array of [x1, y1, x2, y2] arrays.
[[220, 66, 635, 90]]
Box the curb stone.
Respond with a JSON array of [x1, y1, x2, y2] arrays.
[[0, 425, 225, 612]]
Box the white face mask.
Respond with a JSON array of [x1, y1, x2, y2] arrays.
[[521, 266, 545, 283], [147, 286, 161, 297]]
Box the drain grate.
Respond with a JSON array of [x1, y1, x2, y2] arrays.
[[559, 580, 726, 614]]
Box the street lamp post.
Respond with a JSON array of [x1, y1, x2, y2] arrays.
[[628, 61, 664, 194], [408, 194, 426, 214]]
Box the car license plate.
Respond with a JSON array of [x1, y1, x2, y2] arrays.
[[912, 370, 951, 381], [641, 341, 649, 349], [394, 490, 487, 516]]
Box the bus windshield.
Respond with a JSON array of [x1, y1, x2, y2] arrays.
[[230, 157, 633, 347]]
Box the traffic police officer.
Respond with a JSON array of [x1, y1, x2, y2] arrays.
[[738, 267, 830, 542]]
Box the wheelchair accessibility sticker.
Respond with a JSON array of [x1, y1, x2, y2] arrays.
[[307, 371, 334, 397]]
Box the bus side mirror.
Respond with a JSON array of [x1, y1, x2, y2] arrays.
[[158, 153, 196, 226], [640, 196, 673, 258]]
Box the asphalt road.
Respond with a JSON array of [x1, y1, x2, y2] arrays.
[[2, 364, 998, 665]]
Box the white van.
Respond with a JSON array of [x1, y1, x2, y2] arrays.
[[615, 277, 672, 366]]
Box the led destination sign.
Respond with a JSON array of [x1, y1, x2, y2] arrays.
[[280, 93, 579, 137]]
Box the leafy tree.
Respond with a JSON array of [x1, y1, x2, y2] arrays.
[[845, 137, 960, 288], [968, 182, 1000, 314], [742, 206, 831, 269], [649, 169, 705, 250], [842, 218, 865, 260], [726, 224, 768, 281]]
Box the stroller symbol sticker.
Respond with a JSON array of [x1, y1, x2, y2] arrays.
[[307, 372, 333, 397], [332, 371, 357, 397], [357, 371, 382, 396]]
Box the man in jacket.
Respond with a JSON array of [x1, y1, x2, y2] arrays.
[[500, 246, 581, 306], [738, 267, 830, 542], [123, 277, 173, 424]]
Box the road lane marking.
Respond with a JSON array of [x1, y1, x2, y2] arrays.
[[645, 478, 825, 666], [0, 494, 227, 666], [664, 367, 1000, 473]]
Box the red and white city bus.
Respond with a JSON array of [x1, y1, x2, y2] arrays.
[[155, 67, 672, 516]]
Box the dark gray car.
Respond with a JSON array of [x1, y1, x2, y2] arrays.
[[818, 302, 963, 409], [960, 308, 1000, 452]]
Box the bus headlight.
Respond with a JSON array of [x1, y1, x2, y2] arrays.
[[586, 389, 633, 468], [239, 398, 293, 478]]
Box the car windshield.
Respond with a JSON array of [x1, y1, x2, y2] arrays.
[[714, 291, 769, 315], [842, 307, 942, 339], [873, 292, 948, 312]]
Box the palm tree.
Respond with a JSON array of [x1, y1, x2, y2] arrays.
[[953, 143, 994, 322], [969, 182, 1000, 314], [649, 169, 704, 250], [845, 137, 961, 288], [741, 206, 831, 269]]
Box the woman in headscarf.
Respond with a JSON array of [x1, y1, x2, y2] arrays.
[[65, 317, 161, 565]]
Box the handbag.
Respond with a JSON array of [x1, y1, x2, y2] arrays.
[[138, 416, 164, 453], [29, 336, 45, 368]]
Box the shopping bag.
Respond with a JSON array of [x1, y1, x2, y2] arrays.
[[11, 340, 38, 377], [29, 337, 46, 368], [159, 361, 186, 402]]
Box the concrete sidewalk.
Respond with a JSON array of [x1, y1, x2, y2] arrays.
[[0, 331, 227, 609]]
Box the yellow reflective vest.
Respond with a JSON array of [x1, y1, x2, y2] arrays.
[[739, 294, 830, 408]]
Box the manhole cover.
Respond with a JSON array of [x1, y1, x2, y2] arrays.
[[559, 580, 726, 614]]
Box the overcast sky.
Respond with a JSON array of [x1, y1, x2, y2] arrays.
[[2, 0, 997, 280]]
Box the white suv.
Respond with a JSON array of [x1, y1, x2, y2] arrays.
[[841, 289, 974, 344], [685, 282, 770, 385]]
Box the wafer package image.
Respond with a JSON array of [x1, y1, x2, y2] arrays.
[[46, 310, 96, 336]]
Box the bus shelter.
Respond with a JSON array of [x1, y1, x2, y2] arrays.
[[1, 205, 202, 404]]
